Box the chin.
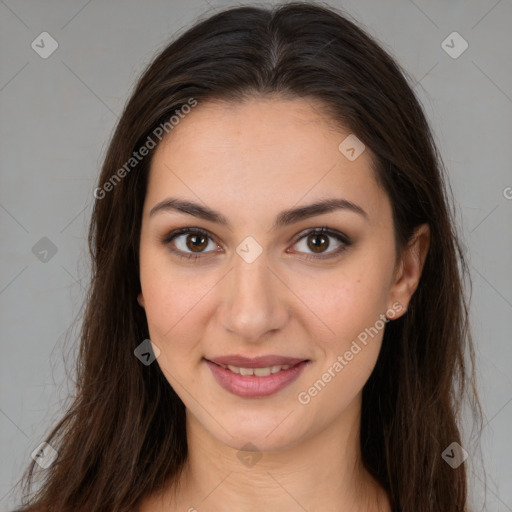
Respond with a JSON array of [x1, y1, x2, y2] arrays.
[[208, 413, 306, 453]]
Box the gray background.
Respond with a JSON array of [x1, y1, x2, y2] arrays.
[[1, 0, 511, 510]]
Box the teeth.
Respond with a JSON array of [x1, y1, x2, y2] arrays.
[[223, 364, 292, 376], [254, 367, 271, 377]]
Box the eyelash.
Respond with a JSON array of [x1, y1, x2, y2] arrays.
[[161, 226, 352, 262]]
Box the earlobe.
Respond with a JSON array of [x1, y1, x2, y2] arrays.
[[137, 292, 145, 308], [388, 223, 430, 318]]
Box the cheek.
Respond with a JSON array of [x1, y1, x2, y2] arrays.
[[142, 279, 203, 341], [298, 276, 388, 418], [139, 245, 187, 328], [140, 271, 207, 386], [307, 252, 393, 399], [139, 256, 218, 359], [314, 265, 390, 346]]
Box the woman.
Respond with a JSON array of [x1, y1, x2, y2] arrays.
[[14, 2, 482, 511]]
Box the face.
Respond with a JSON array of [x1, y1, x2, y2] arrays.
[[137, 96, 426, 452]]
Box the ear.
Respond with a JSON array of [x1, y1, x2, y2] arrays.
[[137, 292, 145, 308], [387, 223, 430, 319]]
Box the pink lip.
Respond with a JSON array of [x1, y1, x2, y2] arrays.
[[206, 354, 308, 368], [204, 359, 310, 398]]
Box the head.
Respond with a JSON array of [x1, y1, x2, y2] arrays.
[[136, 94, 429, 454], [17, 3, 479, 512]]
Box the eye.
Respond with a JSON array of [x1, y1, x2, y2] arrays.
[[162, 226, 351, 261], [162, 227, 220, 260], [290, 227, 351, 260]]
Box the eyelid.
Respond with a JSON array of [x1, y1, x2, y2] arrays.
[[290, 226, 351, 247]]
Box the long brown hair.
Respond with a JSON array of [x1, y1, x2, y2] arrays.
[[13, 3, 482, 511]]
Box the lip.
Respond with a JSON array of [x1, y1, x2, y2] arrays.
[[204, 358, 310, 398], [206, 354, 308, 368]]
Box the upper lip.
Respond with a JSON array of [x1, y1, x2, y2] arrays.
[[205, 354, 309, 368]]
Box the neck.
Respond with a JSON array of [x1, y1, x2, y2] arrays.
[[142, 393, 391, 511]]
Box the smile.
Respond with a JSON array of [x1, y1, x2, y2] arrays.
[[204, 359, 310, 398], [216, 363, 295, 376]]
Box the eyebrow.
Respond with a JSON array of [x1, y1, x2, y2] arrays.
[[149, 197, 369, 229]]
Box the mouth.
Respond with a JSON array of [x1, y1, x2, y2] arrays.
[[203, 357, 310, 398], [207, 359, 305, 376]]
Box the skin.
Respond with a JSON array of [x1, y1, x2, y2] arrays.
[[136, 96, 430, 511]]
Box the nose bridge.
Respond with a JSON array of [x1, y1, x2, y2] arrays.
[[219, 248, 288, 342]]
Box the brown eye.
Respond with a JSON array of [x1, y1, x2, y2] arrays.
[[163, 228, 218, 260], [185, 233, 209, 252], [291, 227, 351, 260], [163, 226, 351, 262], [306, 233, 330, 253]]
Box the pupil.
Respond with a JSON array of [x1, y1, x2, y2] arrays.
[[187, 234, 207, 252], [309, 234, 328, 252]]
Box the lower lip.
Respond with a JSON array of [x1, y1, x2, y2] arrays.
[[205, 359, 309, 398]]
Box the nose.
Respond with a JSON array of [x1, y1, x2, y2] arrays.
[[217, 249, 289, 343]]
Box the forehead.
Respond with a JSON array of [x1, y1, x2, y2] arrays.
[[145, 96, 390, 225]]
